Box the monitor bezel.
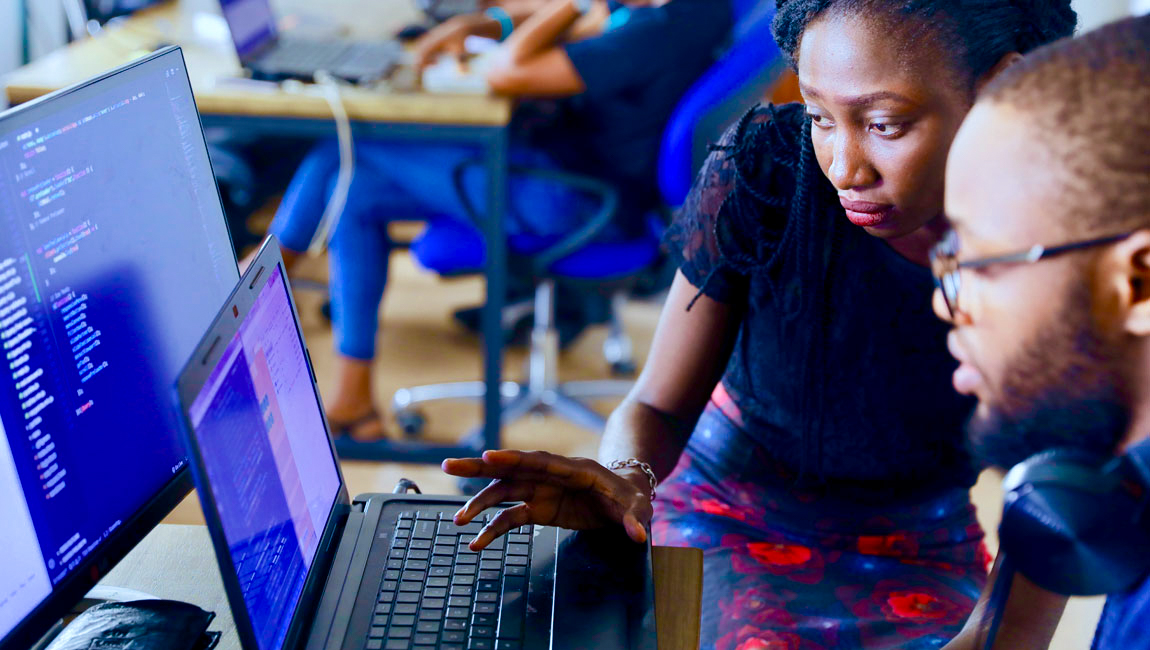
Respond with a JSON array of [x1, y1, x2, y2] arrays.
[[0, 46, 240, 650], [174, 236, 351, 650]]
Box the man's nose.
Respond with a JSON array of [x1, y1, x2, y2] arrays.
[[932, 288, 952, 324]]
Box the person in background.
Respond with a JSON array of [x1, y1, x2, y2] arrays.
[[933, 15, 1150, 650], [443, 0, 1078, 647], [267, 0, 732, 448]]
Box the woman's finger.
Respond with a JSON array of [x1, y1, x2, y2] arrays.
[[621, 511, 648, 544], [454, 479, 538, 524], [469, 504, 534, 550], [446, 453, 601, 491]]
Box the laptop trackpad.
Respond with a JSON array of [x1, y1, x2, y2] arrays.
[[552, 528, 657, 650]]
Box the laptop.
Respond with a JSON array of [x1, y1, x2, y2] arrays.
[[173, 238, 658, 650], [219, 0, 402, 84]]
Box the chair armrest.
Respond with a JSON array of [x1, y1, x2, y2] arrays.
[[450, 159, 621, 275]]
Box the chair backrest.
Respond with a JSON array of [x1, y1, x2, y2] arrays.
[[656, 0, 785, 207]]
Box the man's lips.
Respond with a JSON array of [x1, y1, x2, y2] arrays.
[[839, 197, 897, 228], [947, 331, 983, 396]]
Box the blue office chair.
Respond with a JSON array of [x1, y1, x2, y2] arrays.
[[393, 0, 785, 436]]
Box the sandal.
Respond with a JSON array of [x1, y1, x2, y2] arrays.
[[328, 410, 395, 461]]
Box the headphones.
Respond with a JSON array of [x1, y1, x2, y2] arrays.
[[997, 439, 1150, 596]]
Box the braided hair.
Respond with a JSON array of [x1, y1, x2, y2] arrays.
[[772, 0, 1078, 86], [692, 0, 1077, 482]]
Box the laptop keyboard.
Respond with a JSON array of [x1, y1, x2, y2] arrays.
[[368, 510, 534, 650], [261, 40, 402, 78]]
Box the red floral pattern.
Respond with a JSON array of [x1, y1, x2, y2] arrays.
[[651, 402, 989, 648]]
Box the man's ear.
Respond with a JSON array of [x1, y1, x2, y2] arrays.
[[1109, 230, 1150, 337], [975, 52, 1024, 95]]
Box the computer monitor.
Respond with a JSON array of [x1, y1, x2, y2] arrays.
[[0, 47, 238, 649]]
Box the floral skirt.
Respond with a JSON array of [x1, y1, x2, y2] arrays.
[[652, 393, 990, 650]]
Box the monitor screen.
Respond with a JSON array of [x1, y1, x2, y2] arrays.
[[0, 49, 238, 646], [187, 265, 340, 650], [219, 0, 279, 60]]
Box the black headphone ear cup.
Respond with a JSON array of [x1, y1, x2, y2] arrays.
[[1001, 447, 1106, 494], [1000, 448, 1150, 595]]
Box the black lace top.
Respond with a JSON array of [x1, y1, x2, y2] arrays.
[[666, 103, 978, 500]]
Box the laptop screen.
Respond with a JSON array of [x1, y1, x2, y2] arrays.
[[219, 0, 278, 59], [187, 265, 339, 650]]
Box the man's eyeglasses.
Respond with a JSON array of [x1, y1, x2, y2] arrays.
[[929, 229, 1133, 319]]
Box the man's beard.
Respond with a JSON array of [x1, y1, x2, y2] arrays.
[[966, 284, 1130, 470]]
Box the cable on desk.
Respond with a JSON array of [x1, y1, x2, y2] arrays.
[[302, 70, 355, 256]]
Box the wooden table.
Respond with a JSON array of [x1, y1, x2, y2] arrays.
[[3, 0, 511, 126], [3, 0, 515, 465], [97, 524, 703, 650]]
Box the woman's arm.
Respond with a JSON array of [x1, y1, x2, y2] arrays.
[[942, 556, 1069, 650], [598, 271, 743, 480], [484, 0, 609, 96]]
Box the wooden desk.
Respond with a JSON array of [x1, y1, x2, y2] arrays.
[[98, 524, 703, 650], [3, 1, 511, 126], [3, 0, 515, 464]]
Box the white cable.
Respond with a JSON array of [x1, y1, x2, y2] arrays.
[[307, 70, 355, 256]]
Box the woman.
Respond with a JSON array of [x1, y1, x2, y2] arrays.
[[443, 1, 1077, 647]]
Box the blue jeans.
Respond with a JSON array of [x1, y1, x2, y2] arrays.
[[269, 139, 600, 360]]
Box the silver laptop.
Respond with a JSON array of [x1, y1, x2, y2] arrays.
[[219, 0, 401, 84], [173, 238, 658, 650]]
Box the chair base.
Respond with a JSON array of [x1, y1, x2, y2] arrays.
[[393, 280, 634, 439], [392, 378, 634, 438]]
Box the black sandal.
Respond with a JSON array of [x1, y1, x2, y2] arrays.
[[329, 410, 393, 461]]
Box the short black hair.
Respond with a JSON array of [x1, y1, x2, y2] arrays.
[[979, 15, 1150, 235], [772, 0, 1078, 86]]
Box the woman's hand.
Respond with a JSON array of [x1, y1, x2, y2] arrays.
[[415, 15, 486, 69], [442, 449, 654, 549]]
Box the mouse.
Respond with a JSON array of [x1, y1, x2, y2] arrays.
[[397, 24, 430, 41]]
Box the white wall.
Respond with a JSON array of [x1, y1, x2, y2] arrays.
[[0, 0, 21, 102], [1072, 0, 1135, 32]]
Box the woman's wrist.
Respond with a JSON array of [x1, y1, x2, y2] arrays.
[[608, 460, 658, 501]]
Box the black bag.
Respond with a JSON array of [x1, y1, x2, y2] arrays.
[[46, 600, 220, 650]]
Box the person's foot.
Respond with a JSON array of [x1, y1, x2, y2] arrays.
[[327, 404, 388, 442]]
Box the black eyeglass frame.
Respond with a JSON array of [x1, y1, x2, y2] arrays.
[[930, 230, 1134, 318]]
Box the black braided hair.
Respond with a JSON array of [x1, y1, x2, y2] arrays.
[[772, 0, 1078, 86], [690, 1, 1076, 483]]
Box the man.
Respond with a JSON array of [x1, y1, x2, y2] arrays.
[[933, 15, 1149, 649], [267, 0, 733, 446]]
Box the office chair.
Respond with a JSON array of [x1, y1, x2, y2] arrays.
[[392, 0, 785, 437]]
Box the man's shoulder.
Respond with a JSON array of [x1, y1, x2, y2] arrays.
[[1094, 574, 1150, 650]]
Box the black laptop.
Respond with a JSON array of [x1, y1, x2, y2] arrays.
[[173, 238, 658, 650], [219, 0, 402, 84]]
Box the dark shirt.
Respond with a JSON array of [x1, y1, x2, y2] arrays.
[[524, 0, 732, 189], [665, 103, 978, 500], [1093, 573, 1150, 649]]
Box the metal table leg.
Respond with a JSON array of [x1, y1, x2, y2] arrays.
[[480, 127, 509, 454]]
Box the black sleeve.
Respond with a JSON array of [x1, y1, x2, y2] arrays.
[[664, 104, 804, 303], [563, 2, 728, 102]]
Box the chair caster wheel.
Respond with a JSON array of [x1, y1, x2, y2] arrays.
[[610, 360, 636, 377], [396, 410, 426, 436]]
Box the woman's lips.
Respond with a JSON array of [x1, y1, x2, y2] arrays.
[[839, 197, 897, 229]]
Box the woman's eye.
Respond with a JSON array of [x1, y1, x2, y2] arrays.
[[808, 113, 833, 129], [869, 121, 906, 137]]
